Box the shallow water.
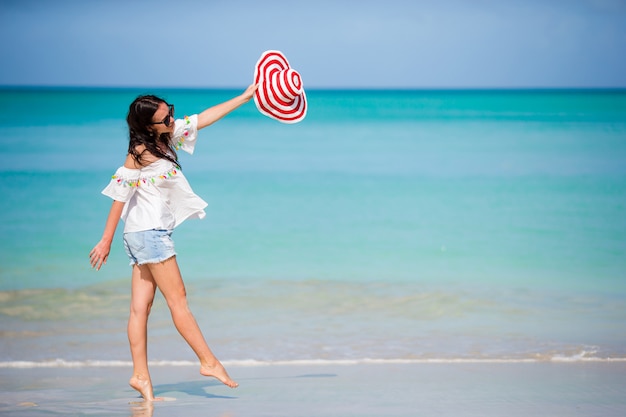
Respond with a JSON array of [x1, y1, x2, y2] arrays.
[[1, 88, 625, 365]]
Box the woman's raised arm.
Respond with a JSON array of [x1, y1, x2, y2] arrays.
[[196, 84, 258, 130]]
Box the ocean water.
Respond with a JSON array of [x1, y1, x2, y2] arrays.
[[0, 88, 625, 367]]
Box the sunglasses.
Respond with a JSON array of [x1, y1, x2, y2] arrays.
[[150, 104, 175, 127]]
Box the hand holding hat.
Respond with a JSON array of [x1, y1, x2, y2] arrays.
[[253, 50, 307, 123]]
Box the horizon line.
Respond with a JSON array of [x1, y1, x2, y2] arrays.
[[1, 84, 626, 93]]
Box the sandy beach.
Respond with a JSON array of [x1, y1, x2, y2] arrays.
[[1, 362, 625, 416]]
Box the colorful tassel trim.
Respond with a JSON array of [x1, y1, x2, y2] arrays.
[[175, 115, 191, 150], [111, 167, 178, 188]]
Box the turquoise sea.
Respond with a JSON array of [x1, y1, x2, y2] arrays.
[[0, 88, 625, 366]]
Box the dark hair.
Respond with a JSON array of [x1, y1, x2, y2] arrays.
[[126, 95, 179, 167]]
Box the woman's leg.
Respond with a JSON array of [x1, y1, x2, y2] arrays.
[[128, 264, 160, 400], [146, 256, 238, 388]]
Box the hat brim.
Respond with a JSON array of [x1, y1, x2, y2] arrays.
[[254, 50, 307, 124]]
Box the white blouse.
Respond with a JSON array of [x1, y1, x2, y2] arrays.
[[101, 114, 208, 233]]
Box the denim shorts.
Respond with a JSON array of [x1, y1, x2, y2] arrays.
[[123, 229, 176, 266]]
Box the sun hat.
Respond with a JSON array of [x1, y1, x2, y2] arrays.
[[253, 50, 307, 123]]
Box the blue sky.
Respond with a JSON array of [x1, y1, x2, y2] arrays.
[[1, 0, 625, 88]]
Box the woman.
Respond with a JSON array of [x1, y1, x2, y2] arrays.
[[89, 84, 257, 400]]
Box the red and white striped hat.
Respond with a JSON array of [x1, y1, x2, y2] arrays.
[[253, 50, 307, 124]]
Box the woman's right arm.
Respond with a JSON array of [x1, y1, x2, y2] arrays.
[[89, 200, 125, 270]]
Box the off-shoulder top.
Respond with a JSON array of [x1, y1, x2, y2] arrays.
[[101, 114, 208, 233]]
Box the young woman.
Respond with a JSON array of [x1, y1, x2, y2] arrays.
[[89, 84, 257, 401]]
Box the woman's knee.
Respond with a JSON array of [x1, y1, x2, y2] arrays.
[[165, 289, 189, 312], [130, 299, 154, 317]]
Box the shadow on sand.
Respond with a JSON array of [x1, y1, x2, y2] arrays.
[[153, 380, 237, 399]]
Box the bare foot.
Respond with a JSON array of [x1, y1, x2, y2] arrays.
[[200, 362, 239, 388], [129, 375, 164, 401]]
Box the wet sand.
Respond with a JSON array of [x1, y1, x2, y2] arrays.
[[1, 362, 625, 416]]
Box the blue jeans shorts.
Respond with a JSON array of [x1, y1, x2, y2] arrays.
[[123, 229, 176, 266]]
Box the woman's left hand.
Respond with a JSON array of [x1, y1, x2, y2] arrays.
[[241, 83, 259, 102]]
